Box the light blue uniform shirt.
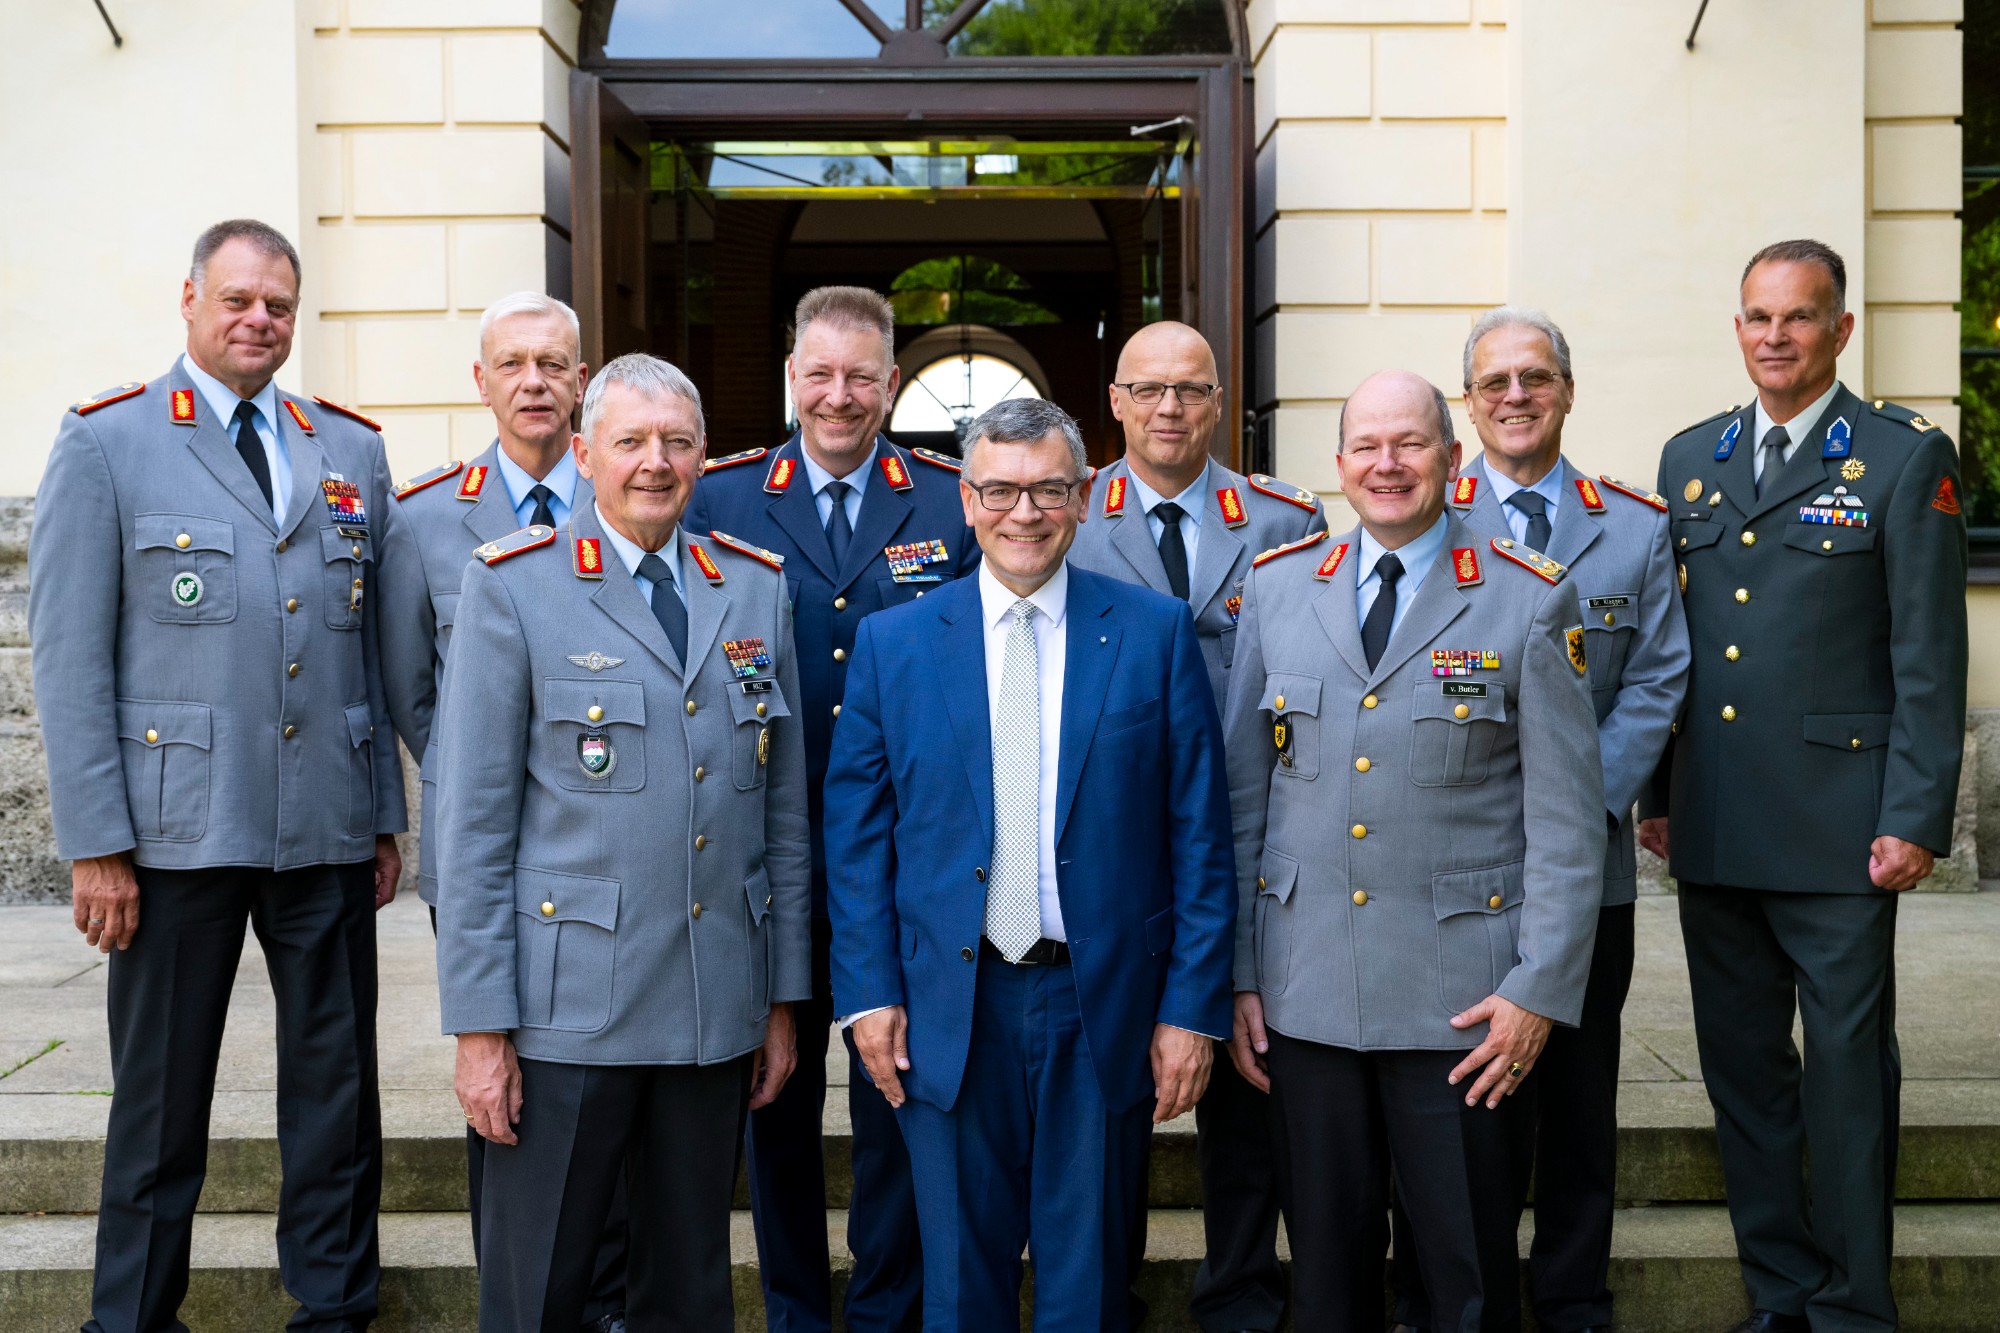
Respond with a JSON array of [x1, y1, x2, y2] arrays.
[[594, 507, 686, 613], [492, 443, 580, 530], [1482, 459, 1567, 548], [181, 353, 290, 521], [1125, 465, 1206, 571], [800, 442, 874, 531], [1355, 510, 1449, 639]]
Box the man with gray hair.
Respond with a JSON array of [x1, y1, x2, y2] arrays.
[[1390, 310, 1687, 1333], [433, 352, 811, 1332], [824, 397, 1234, 1329]]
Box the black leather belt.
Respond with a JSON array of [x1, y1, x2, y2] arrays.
[[980, 936, 1071, 966]]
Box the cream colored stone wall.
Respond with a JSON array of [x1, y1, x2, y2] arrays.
[[305, 0, 577, 487]]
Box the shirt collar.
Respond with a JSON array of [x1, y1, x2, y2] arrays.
[[1357, 510, 1449, 584], [1479, 454, 1566, 512], [1755, 379, 1843, 451], [800, 438, 878, 498], [593, 503, 682, 588], [978, 559, 1069, 631], [180, 352, 279, 433], [491, 441, 579, 513], [1125, 461, 1209, 526]]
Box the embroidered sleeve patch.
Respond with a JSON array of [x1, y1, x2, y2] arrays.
[[1932, 477, 1962, 515]]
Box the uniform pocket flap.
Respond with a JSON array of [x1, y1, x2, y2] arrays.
[[320, 526, 366, 563], [1581, 590, 1640, 631], [114, 699, 213, 749], [135, 513, 233, 554], [1671, 520, 1724, 553], [514, 865, 620, 929], [1257, 849, 1299, 904], [1412, 682, 1508, 724], [726, 679, 792, 726], [1803, 712, 1893, 751], [1259, 673, 1321, 717], [543, 677, 646, 727], [746, 867, 772, 925], [1433, 861, 1524, 920], [1783, 523, 1878, 557], [343, 701, 375, 749], [1144, 906, 1175, 956]]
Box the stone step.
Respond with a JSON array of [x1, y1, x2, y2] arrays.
[[4, 1206, 2000, 1332], [7, 1080, 2000, 1215]]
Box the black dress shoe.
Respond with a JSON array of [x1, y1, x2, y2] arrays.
[[1727, 1313, 1808, 1333]]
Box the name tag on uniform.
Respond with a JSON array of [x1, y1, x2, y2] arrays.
[[1585, 595, 1630, 610], [1441, 681, 1488, 697], [739, 679, 774, 694]]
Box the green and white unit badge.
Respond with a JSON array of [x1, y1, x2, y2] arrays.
[[577, 731, 616, 780], [171, 572, 204, 607]]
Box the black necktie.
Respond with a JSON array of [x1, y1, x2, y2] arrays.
[[1153, 500, 1191, 601], [1754, 425, 1789, 499], [1506, 489, 1553, 552], [636, 553, 688, 663], [526, 484, 555, 529], [232, 400, 274, 509], [1361, 554, 1405, 671], [823, 480, 853, 565]]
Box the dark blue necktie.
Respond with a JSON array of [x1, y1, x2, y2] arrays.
[[232, 400, 274, 509], [824, 480, 853, 565], [1154, 500, 1191, 601], [1506, 490, 1552, 552], [1361, 554, 1404, 671], [637, 553, 688, 663], [526, 484, 555, 529]]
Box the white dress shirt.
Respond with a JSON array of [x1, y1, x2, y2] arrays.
[[181, 353, 290, 521], [1355, 511, 1449, 639], [1125, 465, 1206, 572], [493, 443, 580, 530], [1752, 378, 1843, 484], [592, 506, 685, 612], [1482, 458, 1566, 547], [800, 441, 874, 531], [978, 559, 1069, 942]]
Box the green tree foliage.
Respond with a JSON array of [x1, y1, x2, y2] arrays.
[[1962, 7, 1998, 529], [930, 0, 1231, 57], [889, 255, 1060, 326]]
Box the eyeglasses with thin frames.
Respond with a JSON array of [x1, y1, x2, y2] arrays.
[[965, 479, 1083, 511], [1112, 381, 1220, 406], [1469, 369, 1564, 402]]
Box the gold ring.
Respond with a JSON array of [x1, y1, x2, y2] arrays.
[[1506, 1062, 1525, 1079], [463, 1112, 476, 1122]]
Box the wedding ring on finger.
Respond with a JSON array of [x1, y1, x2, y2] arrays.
[[1506, 1062, 1525, 1079], [88, 917, 105, 926]]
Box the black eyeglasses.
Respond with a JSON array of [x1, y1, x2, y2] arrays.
[[1112, 381, 1220, 406], [965, 479, 1082, 511]]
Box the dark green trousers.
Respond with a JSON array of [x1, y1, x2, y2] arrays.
[[1679, 884, 1900, 1333]]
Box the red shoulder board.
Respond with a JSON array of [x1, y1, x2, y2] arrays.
[[1102, 475, 1128, 517], [764, 455, 797, 494], [1574, 477, 1605, 512], [311, 395, 381, 432], [1252, 529, 1329, 568], [1489, 536, 1566, 584], [1452, 546, 1483, 587], [702, 447, 767, 474], [1312, 541, 1351, 582], [456, 464, 489, 501], [281, 400, 314, 434], [170, 387, 197, 424], [573, 536, 605, 580], [72, 382, 146, 416], [707, 529, 786, 573], [1216, 486, 1249, 528], [1597, 474, 1667, 512], [395, 459, 465, 500], [879, 453, 914, 491], [911, 446, 961, 473], [1248, 473, 1318, 513], [1451, 475, 1478, 508], [688, 542, 725, 584], [474, 524, 556, 566]]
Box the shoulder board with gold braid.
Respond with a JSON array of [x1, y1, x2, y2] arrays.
[[703, 447, 768, 473], [910, 446, 962, 473], [395, 460, 465, 500], [1596, 474, 1667, 512], [708, 529, 786, 572], [312, 395, 382, 432], [72, 382, 146, 415], [1246, 473, 1318, 513], [1488, 536, 1566, 584], [1671, 405, 1739, 439], [1869, 398, 1941, 433], [1252, 529, 1329, 568], [475, 524, 557, 566]]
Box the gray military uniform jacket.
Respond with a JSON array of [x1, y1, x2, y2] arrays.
[[1450, 455, 1689, 903], [1223, 516, 1606, 1047], [1069, 457, 1326, 705], [433, 504, 812, 1066], [376, 444, 595, 903], [29, 362, 406, 869], [1645, 388, 1967, 893]]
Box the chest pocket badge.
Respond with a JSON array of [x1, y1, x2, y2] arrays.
[[578, 732, 615, 780], [171, 572, 204, 608]]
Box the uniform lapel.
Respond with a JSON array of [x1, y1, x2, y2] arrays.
[[765, 437, 840, 583], [463, 444, 522, 546], [932, 580, 995, 844], [577, 507, 682, 676], [837, 438, 914, 594], [1364, 526, 1470, 688], [1746, 388, 1859, 524], [1105, 463, 1176, 597], [1546, 458, 1602, 567], [1188, 465, 1243, 614], [1310, 524, 1373, 683], [1054, 570, 1117, 842], [1713, 404, 1759, 517], [173, 363, 280, 533], [679, 550, 729, 689], [275, 403, 326, 545]]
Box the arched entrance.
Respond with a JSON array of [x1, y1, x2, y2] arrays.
[[565, 0, 1249, 466]]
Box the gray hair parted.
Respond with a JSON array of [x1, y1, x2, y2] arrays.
[[479, 292, 581, 361], [580, 353, 706, 443], [1463, 306, 1574, 387], [963, 397, 1088, 479]]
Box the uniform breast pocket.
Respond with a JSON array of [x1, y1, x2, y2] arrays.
[[1410, 682, 1507, 787], [1260, 673, 1322, 780], [135, 514, 238, 625], [321, 528, 366, 630], [545, 678, 648, 793], [1581, 590, 1640, 692], [114, 699, 213, 841], [876, 573, 945, 609], [726, 679, 794, 790], [1782, 523, 1878, 558], [1671, 519, 1725, 557], [513, 864, 619, 1032]]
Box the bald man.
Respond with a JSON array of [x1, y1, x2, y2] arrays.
[[1068, 321, 1324, 1333]]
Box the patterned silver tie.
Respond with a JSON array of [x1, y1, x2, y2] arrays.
[[985, 600, 1043, 961]]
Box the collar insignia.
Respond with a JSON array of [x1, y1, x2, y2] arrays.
[[1217, 486, 1248, 528]]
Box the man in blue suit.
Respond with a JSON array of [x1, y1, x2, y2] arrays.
[[825, 397, 1236, 1332], [683, 286, 976, 1333]]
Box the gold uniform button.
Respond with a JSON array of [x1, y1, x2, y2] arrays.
[[1822, 540, 1834, 551], [1352, 890, 1369, 906], [276, 539, 288, 553], [351, 543, 362, 558], [587, 705, 604, 723], [1603, 612, 1616, 626], [1734, 588, 1750, 604], [1453, 703, 1470, 720], [1274, 694, 1286, 710], [1725, 645, 1740, 662], [1488, 895, 1504, 909], [175, 533, 191, 549], [1354, 757, 1370, 773], [694, 766, 705, 782], [541, 901, 555, 917], [288, 662, 300, 678], [1851, 738, 1862, 750], [1679, 536, 1687, 549], [833, 648, 847, 662], [756, 702, 768, 718], [1351, 824, 1367, 839], [1257, 876, 1267, 889], [283, 725, 297, 739], [144, 728, 159, 743], [692, 903, 702, 919], [694, 835, 707, 851], [833, 704, 842, 718], [834, 597, 848, 611], [286, 598, 300, 613], [686, 700, 697, 716], [1721, 705, 1737, 722], [1740, 531, 1757, 547], [1362, 694, 1378, 709]]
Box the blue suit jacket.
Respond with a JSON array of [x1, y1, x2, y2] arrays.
[[685, 433, 979, 918], [824, 565, 1236, 1114]]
